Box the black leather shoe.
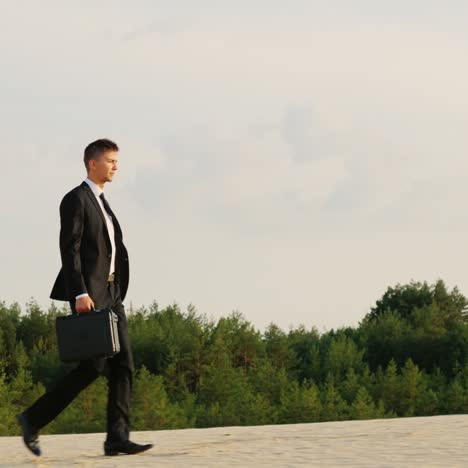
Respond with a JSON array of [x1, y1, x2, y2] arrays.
[[104, 440, 153, 456], [17, 413, 41, 457]]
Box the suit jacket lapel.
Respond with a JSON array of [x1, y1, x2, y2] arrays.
[[81, 182, 112, 246], [108, 207, 123, 239]]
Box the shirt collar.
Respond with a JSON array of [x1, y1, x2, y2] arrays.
[[84, 178, 104, 198]]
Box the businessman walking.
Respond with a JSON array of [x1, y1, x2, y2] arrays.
[[17, 139, 153, 457]]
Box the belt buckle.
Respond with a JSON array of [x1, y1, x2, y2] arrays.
[[108, 273, 115, 282]]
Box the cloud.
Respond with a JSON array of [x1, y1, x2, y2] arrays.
[[2, 3, 468, 331], [280, 104, 338, 163], [122, 14, 197, 41]]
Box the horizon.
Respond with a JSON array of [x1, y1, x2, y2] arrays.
[[1, 276, 458, 335]]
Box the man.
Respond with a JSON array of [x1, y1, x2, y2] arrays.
[[17, 139, 153, 457]]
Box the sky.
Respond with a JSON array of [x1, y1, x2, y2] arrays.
[[1, 1, 468, 332]]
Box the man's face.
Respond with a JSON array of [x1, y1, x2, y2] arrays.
[[89, 150, 119, 183]]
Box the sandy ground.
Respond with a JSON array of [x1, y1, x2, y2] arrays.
[[0, 414, 466, 467]]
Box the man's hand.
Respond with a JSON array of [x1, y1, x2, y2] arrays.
[[75, 295, 95, 313]]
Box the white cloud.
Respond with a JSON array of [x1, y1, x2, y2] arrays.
[[1, 3, 468, 330]]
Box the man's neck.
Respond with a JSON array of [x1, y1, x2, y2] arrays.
[[86, 175, 105, 190]]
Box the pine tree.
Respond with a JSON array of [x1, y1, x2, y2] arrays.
[[381, 359, 399, 414], [132, 366, 189, 431], [350, 387, 383, 420], [341, 367, 361, 403], [399, 358, 424, 416], [321, 375, 349, 421], [445, 377, 466, 414], [0, 373, 18, 436]]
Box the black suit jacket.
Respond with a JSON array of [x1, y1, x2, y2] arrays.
[[50, 181, 129, 307]]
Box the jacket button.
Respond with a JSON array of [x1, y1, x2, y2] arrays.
[[107, 254, 111, 258]]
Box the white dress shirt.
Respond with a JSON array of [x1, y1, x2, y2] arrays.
[[75, 178, 116, 300]]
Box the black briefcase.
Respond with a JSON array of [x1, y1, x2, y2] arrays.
[[55, 308, 120, 362]]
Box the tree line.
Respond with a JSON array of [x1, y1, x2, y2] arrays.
[[0, 279, 466, 436]]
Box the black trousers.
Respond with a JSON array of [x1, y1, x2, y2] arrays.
[[24, 281, 134, 443]]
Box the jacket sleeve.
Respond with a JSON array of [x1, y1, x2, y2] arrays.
[[59, 191, 88, 298]]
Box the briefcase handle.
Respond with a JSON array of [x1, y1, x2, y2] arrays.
[[76, 306, 97, 316], [76, 307, 115, 316]]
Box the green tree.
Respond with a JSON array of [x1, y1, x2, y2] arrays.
[[444, 376, 466, 414], [340, 367, 361, 404], [399, 358, 425, 416], [321, 375, 349, 421], [132, 366, 190, 430], [263, 323, 295, 370], [367, 281, 433, 322], [0, 373, 17, 436], [324, 335, 364, 382], [288, 326, 321, 382], [350, 387, 385, 420]]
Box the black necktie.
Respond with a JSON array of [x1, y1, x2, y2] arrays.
[[99, 193, 114, 219]]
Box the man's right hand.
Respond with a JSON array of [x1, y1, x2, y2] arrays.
[[75, 295, 95, 314]]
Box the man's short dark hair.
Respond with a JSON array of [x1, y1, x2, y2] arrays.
[[84, 138, 119, 171]]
